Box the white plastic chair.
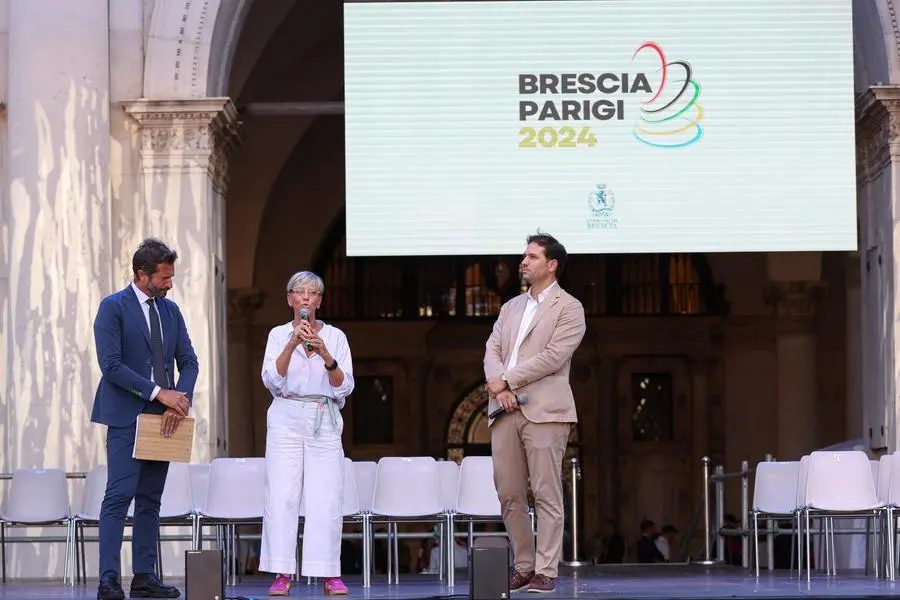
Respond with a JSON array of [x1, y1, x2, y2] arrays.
[[431, 461, 460, 582], [1, 468, 73, 584], [189, 464, 210, 514], [369, 457, 449, 587], [155, 463, 197, 575], [197, 458, 266, 585], [354, 461, 377, 514], [801, 450, 884, 582], [72, 465, 107, 584], [437, 461, 460, 515], [750, 461, 799, 576], [452, 456, 505, 586]]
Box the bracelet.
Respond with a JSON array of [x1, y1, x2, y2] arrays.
[[325, 358, 339, 371]]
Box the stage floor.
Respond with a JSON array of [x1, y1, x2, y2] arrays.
[[4, 565, 900, 599]]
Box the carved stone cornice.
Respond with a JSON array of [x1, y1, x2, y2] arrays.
[[763, 281, 824, 334], [228, 287, 265, 323], [856, 86, 900, 184], [122, 98, 240, 194]]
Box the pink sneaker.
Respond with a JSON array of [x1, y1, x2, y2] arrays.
[[323, 577, 348, 595], [268, 574, 292, 596]]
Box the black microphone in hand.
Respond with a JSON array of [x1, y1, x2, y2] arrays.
[[489, 393, 529, 420], [298, 308, 313, 350]]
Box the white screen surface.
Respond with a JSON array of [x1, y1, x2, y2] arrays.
[[343, 0, 856, 256]]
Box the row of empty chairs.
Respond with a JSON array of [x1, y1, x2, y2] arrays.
[[0, 455, 508, 589], [751, 450, 900, 582]]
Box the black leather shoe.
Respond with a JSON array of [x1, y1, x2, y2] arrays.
[[97, 574, 126, 600], [129, 573, 181, 598]]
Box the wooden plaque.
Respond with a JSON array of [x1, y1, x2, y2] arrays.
[[133, 414, 195, 463]]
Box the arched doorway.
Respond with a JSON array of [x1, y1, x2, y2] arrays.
[[445, 383, 581, 465]]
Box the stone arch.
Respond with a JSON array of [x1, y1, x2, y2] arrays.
[[143, 0, 255, 100], [444, 382, 581, 464], [854, 0, 900, 91]]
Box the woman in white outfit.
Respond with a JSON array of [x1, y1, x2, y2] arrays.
[[259, 271, 355, 596]]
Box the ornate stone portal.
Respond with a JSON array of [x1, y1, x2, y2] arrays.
[[122, 98, 239, 461], [856, 86, 900, 452]]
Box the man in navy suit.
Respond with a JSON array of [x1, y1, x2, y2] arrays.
[[92, 238, 199, 600]]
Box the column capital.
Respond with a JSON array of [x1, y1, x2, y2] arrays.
[[122, 97, 240, 193], [856, 85, 900, 181], [228, 287, 266, 323], [763, 280, 824, 333]]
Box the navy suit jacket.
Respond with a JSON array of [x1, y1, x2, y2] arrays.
[[90, 285, 199, 428]]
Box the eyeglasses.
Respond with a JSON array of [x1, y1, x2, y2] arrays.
[[291, 288, 321, 297]]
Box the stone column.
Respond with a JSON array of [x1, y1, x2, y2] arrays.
[[846, 253, 863, 441], [856, 85, 900, 452], [227, 287, 265, 458], [122, 98, 238, 462], [764, 282, 822, 460]]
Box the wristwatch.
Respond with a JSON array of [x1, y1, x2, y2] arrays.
[[325, 358, 339, 371]]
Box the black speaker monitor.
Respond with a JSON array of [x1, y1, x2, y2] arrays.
[[469, 535, 511, 600], [185, 549, 225, 600]]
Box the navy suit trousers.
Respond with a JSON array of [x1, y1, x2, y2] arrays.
[[98, 423, 169, 578]]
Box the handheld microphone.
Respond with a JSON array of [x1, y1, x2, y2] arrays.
[[298, 308, 312, 350], [489, 393, 528, 420]]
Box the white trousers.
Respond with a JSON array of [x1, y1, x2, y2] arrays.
[[259, 398, 345, 577]]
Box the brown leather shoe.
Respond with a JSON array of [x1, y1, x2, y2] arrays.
[[527, 574, 556, 593], [510, 570, 534, 592]]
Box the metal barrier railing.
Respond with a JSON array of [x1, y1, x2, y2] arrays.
[[0, 472, 87, 480], [561, 456, 589, 567], [698, 455, 754, 567], [698, 453, 875, 572]]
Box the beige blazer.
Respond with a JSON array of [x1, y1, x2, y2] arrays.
[[483, 283, 586, 425]]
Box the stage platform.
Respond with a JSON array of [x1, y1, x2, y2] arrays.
[[4, 565, 900, 600]]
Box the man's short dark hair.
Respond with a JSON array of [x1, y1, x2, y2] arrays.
[[526, 232, 568, 276], [132, 237, 178, 277]]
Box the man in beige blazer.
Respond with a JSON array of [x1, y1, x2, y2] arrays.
[[483, 233, 586, 594]]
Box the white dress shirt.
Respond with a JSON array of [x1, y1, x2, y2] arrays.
[[507, 280, 558, 370], [655, 536, 670, 561], [261, 320, 355, 409], [131, 283, 162, 400]]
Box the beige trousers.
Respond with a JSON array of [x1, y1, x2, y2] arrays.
[[490, 409, 571, 578]]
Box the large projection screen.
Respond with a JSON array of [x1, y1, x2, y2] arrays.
[[343, 0, 856, 257]]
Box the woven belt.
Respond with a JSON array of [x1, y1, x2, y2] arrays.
[[280, 394, 338, 438]]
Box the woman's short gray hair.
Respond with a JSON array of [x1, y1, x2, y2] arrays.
[[286, 271, 325, 295]]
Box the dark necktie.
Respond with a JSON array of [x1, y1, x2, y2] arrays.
[[147, 298, 170, 388]]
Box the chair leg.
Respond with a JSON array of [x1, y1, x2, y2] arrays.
[[805, 511, 812, 583], [65, 518, 75, 586], [794, 513, 801, 579], [385, 523, 392, 585], [888, 508, 896, 581], [362, 515, 371, 589], [447, 514, 455, 589], [438, 522, 445, 582], [1, 521, 6, 583], [79, 522, 87, 584], [753, 512, 759, 577], [157, 535, 163, 578], [828, 517, 836, 576], [392, 522, 399, 584]]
